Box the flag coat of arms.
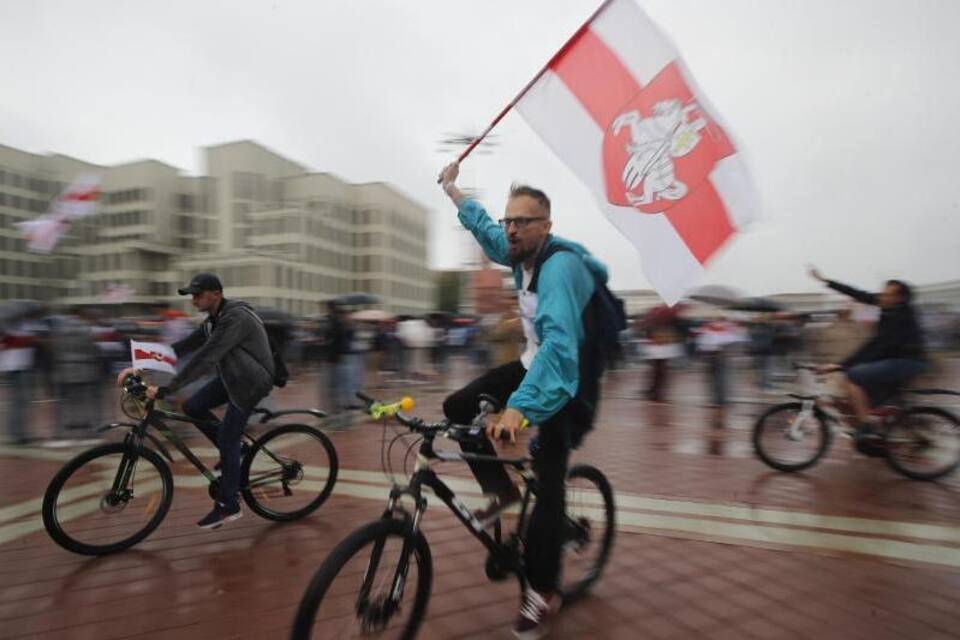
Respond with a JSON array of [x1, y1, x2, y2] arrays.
[[514, 0, 757, 304], [130, 341, 178, 375]]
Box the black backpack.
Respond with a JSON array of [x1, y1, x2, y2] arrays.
[[529, 244, 628, 369], [266, 333, 290, 388], [240, 308, 290, 388]]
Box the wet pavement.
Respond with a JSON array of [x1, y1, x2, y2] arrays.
[[2, 361, 960, 639]]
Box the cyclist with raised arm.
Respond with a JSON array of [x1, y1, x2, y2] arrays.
[[808, 268, 927, 453], [438, 162, 610, 639], [116, 273, 275, 528]]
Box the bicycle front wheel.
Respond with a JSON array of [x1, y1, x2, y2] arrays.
[[291, 518, 432, 640], [885, 407, 960, 480], [560, 464, 616, 604], [752, 402, 831, 472], [42, 443, 174, 555], [241, 423, 338, 521]]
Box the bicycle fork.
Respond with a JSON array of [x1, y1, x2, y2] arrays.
[[787, 401, 817, 441], [356, 488, 427, 626], [108, 433, 148, 502]]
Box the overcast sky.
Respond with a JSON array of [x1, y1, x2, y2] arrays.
[[2, 0, 959, 296]]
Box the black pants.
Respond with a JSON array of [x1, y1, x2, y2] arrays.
[[442, 360, 574, 593], [183, 378, 259, 509], [442, 360, 526, 497]]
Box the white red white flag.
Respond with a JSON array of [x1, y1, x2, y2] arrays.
[[15, 174, 102, 253], [514, 0, 757, 305], [130, 340, 178, 375]]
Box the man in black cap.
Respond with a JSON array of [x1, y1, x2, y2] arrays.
[[117, 272, 275, 528]]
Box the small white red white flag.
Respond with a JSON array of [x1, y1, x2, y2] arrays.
[[15, 174, 102, 253], [130, 340, 178, 375], [514, 0, 757, 304]]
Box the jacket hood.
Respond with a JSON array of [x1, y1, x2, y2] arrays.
[[544, 235, 609, 284]]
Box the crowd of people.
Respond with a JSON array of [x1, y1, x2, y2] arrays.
[[2, 282, 959, 446]]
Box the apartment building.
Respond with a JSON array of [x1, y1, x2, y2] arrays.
[[0, 140, 432, 315]]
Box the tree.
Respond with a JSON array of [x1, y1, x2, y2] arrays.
[[435, 271, 461, 313]]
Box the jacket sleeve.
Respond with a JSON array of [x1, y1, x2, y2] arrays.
[[827, 280, 878, 306], [457, 199, 511, 266], [507, 252, 594, 425], [172, 326, 205, 357], [167, 311, 250, 393]]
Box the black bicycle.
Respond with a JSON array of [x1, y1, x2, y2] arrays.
[[42, 374, 339, 555], [290, 391, 616, 639]]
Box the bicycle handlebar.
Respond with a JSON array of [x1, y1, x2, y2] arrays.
[[122, 373, 149, 399], [356, 391, 428, 430], [355, 390, 529, 442]]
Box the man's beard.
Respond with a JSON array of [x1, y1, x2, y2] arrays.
[[508, 243, 535, 266]]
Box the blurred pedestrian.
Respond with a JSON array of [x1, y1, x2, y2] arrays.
[[748, 316, 776, 390], [642, 307, 682, 402], [1, 309, 44, 445], [697, 316, 744, 427], [51, 310, 104, 444], [490, 303, 524, 367]]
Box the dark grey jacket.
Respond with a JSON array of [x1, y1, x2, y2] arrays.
[[167, 299, 274, 410]]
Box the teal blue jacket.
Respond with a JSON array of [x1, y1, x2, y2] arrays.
[[458, 198, 609, 424]]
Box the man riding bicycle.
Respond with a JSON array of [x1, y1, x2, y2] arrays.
[[117, 273, 275, 528], [439, 162, 610, 639], [808, 268, 927, 453]]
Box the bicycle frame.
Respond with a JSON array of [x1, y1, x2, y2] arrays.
[[101, 399, 319, 489], [787, 369, 909, 439], [367, 428, 538, 612]]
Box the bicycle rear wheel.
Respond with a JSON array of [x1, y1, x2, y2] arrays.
[[241, 423, 338, 521], [752, 402, 831, 472], [885, 407, 960, 480], [42, 443, 173, 555], [290, 518, 432, 640], [560, 464, 616, 604]]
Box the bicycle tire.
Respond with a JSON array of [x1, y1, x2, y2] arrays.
[[290, 518, 432, 640], [752, 402, 831, 472], [885, 406, 960, 481], [559, 464, 616, 604], [241, 423, 338, 521], [42, 443, 174, 555]]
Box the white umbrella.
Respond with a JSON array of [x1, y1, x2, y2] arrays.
[[351, 309, 394, 322], [397, 319, 433, 348]]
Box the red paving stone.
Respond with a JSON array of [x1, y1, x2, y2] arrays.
[[2, 361, 960, 638]]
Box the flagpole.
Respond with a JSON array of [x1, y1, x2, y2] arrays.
[[454, 0, 616, 164]]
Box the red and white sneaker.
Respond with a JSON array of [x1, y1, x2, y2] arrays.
[[512, 588, 561, 640]]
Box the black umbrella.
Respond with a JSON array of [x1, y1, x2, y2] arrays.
[[334, 292, 380, 306], [0, 299, 45, 324], [687, 284, 742, 308], [254, 307, 293, 325], [729, 297, 784, 313]]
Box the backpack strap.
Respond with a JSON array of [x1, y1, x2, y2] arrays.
[[527, 240, 575, 294], [236, 306, 275, 377]]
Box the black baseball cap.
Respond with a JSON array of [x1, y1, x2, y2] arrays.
[[177, 272, 223, 296]]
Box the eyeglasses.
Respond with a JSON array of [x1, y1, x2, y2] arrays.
[[498, 217, 546, 230]]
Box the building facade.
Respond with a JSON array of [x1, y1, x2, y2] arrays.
[[0, 140, 432, 315]]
